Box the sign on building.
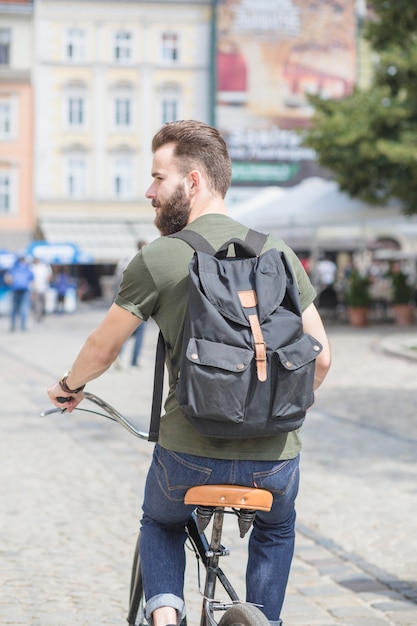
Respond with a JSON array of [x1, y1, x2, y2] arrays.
[[215, 0, 358, 186]]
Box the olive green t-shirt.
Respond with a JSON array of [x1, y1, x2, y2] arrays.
[[115, 214, 316, 460]]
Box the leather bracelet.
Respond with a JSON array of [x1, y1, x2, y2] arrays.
[[59, 371, 86, 394]]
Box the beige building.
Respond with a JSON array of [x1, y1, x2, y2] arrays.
[[0, 0, 34, 252], [34, 0, 214, 264]]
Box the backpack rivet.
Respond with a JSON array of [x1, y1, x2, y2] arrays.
[[313, 344, 321, 351], [286, 361, 293, 368], [191, 353, 199, 360], [236, 363, 245, 370]]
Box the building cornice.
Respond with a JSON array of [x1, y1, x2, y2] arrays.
[[0, 68, 31, 82], [0, 3, 33, 15]]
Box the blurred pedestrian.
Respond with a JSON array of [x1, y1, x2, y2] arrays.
[[316, 254, 337, 290], [53, 268, 71, 314], [130, 323, 145, 367], [4, 256, 34, 331], [114, 240, 148, 369], [31, 257, 52, 322]]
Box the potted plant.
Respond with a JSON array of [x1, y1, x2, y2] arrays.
[[390, 269, 415, 326], [345, 270, 371, 326]]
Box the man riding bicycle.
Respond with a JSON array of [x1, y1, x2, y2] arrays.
[[47, 120, 331, 626]]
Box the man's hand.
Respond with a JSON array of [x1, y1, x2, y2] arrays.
[[47, 382, 85, 413]]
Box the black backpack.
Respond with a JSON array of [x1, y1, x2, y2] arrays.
[[148, 229, 322, 442]]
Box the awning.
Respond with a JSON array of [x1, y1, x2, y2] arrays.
[[26, 241, 91, 265], [38, 218, 158, 264], [0, 250, 17, 269], [0, 230, 32, 253]]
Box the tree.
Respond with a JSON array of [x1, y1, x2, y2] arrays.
[[302, 1, 417, 214]]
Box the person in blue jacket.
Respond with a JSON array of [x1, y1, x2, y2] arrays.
[[4, 256, 34, 331]]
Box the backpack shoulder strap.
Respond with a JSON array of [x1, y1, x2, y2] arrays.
[[148, 330, 166, 442], [245, 229, 268, 255], [169, 230, 215, 255]]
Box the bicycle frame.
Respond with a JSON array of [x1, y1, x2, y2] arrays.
[[42, 392, 271, 626], [186, 510, 241, 626], [128, 509, 243, 626]]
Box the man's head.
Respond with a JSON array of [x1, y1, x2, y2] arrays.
[[151, 120, 232, 198], [146, 120, 232, 236]]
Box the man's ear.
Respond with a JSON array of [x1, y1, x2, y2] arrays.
[[187, 170, 201, 194]]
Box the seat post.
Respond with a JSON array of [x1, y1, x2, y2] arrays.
[[202, 507, 226, 613]]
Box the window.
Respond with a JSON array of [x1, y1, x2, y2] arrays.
[[67, 96, 85, 127], [0, 29, 11, 65], [114, 31, 132, 64], [66, 156, 87, 198], [0, 95, 17, 140], [0, 172, 11, 213], [161, 32, 179, 62], [113, 156, 133, 199], [159, 85, 181, 124], [162, 98, 178, 124], [66, 28, 85, 62], [115, 97, 131, 128], [111, 83, 134, 131], [63, 82, 87, 131], [0, 101, 11, 138]]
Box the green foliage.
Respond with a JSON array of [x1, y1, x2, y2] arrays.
[[301, 0, 417, 214], [389, 270, 414, 304], [345, 270, 371, 308]]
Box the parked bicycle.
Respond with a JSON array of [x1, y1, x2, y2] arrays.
[[41, 392, 272, 626]]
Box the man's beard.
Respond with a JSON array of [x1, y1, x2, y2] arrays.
[[154, 184, 191, 236]]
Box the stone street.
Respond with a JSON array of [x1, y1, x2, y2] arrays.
[[1, 304, 416, 625]]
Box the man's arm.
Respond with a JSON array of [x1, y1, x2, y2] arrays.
[[302, 302, 331, 390], [47, 303, 141, 411]]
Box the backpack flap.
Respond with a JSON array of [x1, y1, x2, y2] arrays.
[[195, 248, 287, 326], [186, 338, 253, 371], [275, 333, 323, 370]]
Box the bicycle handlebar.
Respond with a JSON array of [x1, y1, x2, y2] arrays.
[[40, 391, 149, 441]]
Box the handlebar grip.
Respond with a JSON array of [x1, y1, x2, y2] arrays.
[[57, 396, 74, 403]]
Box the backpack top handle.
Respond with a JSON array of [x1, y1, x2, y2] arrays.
[[170, 228, 267, 258]]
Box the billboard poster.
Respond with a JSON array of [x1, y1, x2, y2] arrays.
[[216, 0, 358, 186]]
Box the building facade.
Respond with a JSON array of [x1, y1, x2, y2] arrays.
[[0, 0, 34, 252], [34, 0, 213, 263]]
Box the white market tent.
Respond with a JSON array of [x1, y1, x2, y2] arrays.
[[228, 177, 417, 254]]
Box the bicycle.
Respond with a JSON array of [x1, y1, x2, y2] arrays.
[[41, 392, 273, 626]]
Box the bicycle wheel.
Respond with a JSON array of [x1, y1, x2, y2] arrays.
[[127, 533, 146, 626], [218, 603, 270, 626]]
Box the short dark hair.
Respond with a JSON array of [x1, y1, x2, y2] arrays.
[[151, 120, 232, 198]]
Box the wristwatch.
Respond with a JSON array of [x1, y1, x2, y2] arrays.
[[59, 371, 86, 394]]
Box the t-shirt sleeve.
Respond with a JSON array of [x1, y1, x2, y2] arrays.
[[114, 252, 159, 321]]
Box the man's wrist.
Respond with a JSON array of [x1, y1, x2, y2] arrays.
[[59, 371, 86, 394]]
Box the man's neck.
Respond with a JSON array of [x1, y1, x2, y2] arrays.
[[187, 196, 227, 224]]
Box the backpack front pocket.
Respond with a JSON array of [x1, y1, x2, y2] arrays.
[[269, 334, 322, 429], [177, 338, 253, 423]]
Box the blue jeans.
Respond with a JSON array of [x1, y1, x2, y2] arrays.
[[140, 444, 299, 625], [11, 289, 30, 330], [131, 322, 145, 366]]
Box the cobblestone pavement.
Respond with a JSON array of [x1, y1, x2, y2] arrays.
[[1, 304, 416, 625]]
